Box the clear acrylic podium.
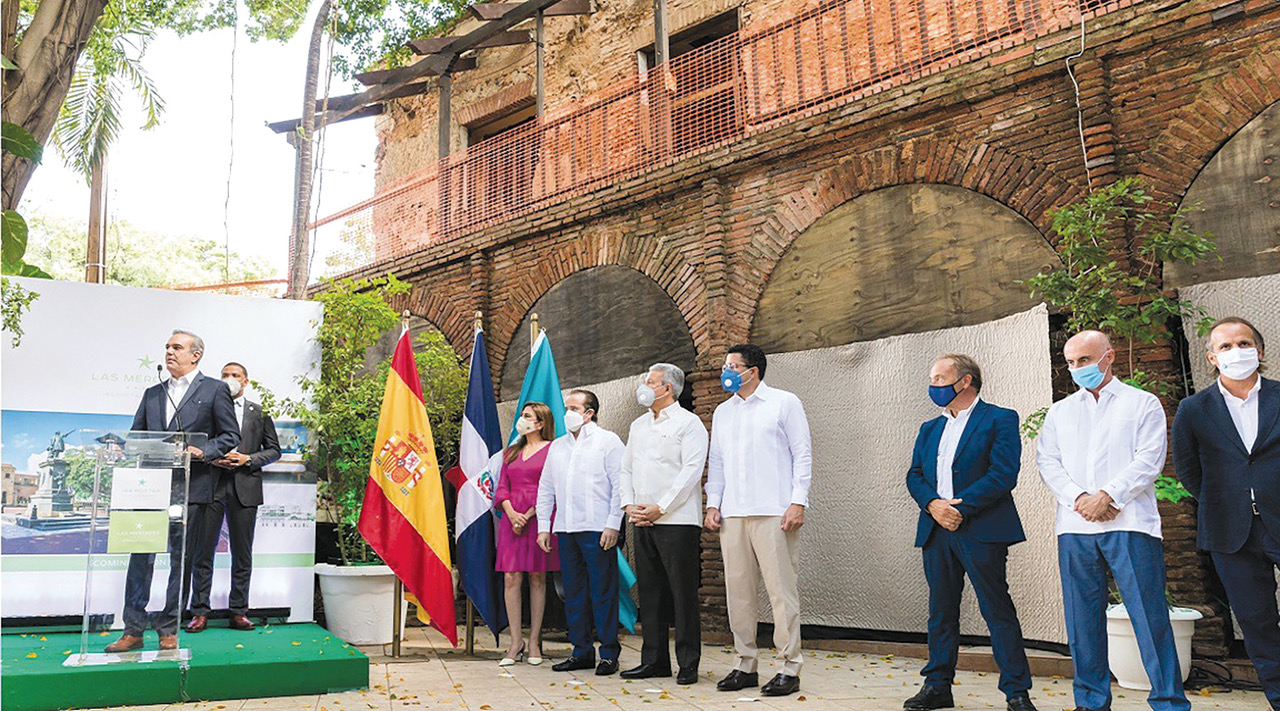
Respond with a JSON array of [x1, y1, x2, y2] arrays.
[[64, 429, 203, 667]]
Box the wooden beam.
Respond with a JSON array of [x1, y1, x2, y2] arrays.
[[356, 56, 476, 86], [469, 0, 590, 21], [272, 0, 574, 134], [407, 30, 530, 55], [266, 104, 383, 134]]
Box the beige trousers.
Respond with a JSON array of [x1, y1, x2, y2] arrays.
[[720, 516, 803, 676]]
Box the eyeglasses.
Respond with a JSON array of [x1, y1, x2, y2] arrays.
[[722, 362, 747, 371]]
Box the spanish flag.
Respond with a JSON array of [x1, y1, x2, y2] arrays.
[[358, 328, 457, 646]]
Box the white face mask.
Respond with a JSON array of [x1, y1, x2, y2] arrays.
[[515, 417, 538, 436], [564, 410, 585, 432], [222, 377, 243, 397], [636, 384, 656, 408], [1215, 347, 1260, 381]]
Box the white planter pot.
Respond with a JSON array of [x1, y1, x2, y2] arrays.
[[1106, 604, 1203, 690], [315, 563, 409, 645]]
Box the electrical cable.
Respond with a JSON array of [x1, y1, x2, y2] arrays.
[[1065, 9, 1092, 191], [222, 0, 241, 283]]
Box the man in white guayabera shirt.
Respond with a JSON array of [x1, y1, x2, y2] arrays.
[[705, 344, 812, 698], [619, 363, 709, 686], [1037, 330, 1190, 711], [535, 389, 625, 676]]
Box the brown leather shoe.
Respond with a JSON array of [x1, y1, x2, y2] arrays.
[[159, 634, 178, 650], [104, 634, 144, 653], [229, 614, 256, 631], [185, 615, 207, 633]]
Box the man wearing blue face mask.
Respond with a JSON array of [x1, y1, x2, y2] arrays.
[[904, 354, 1036, 711], [1037, 330, 1190, 711], [1173, 316, 1280, 709], [705, 344, 811, 698]]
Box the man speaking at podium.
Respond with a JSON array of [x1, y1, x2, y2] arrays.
[[105, 329, 239, 652]]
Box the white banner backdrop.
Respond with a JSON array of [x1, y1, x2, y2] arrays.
[[764, 305, 1064, 643], [1, 277, 322, 624]]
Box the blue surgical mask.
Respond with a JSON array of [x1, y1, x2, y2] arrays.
[[721, 368, 743, 393], [1070, 362, 1106, 390], [928, 382, 961, 408]]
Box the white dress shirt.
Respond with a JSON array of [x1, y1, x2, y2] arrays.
[[1036, 378, 1167, 538], [234, 398, 246, 429], [706, 381, 813, 518], [620, 402, 709, 526], [1218, 377, 1261, 453], [166, 372, 195, 427], [536, 421, 625, 534], [936, 397, 980, 500]]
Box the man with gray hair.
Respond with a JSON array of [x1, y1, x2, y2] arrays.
[[620, 363, 709, 685]]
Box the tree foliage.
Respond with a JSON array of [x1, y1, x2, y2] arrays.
[[25, 210, 277, 286], [328, 0, 469, 79]]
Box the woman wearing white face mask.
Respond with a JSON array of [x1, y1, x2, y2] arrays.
[[1174, 316, 1280, 708], [493, 402, 559, 666]]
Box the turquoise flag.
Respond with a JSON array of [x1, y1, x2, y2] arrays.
[[618, 549, 638, 633], [508, 329, 568, 444]]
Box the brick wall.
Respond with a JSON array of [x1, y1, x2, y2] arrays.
[[343, 0, 1280, 654]]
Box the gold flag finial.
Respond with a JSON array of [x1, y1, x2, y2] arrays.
[[473, 310, 483, 332]]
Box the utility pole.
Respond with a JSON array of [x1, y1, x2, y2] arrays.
[[84, 160, 105, 283]]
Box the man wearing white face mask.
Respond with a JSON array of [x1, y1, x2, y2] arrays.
[[1174, 317, 1280, 709], [186, 362, 281, 633], [1037, 330, 1189, 711], [620, 363, 708, 685], [536, 389, 626, 675]]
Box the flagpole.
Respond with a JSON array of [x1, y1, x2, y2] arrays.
[[466, 310, 482, 658], [392, 577, 403, 658], [530, 312, 540, 351]]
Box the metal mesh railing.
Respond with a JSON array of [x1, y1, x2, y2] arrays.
[[310, 0, 1122, 269]]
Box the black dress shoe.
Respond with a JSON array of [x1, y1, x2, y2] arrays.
[[620, 663, 672, 679], [904, 685, 955, 710], [596, 659, 619, 676], [716, 670, 759, 692], [676, 667, 698, 685], [761, 674, 800, 697], [1007, 695, 1037, 711], [552, 655, 596, 672]]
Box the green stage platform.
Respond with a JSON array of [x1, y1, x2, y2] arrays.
[[1, 624, 368, 711]]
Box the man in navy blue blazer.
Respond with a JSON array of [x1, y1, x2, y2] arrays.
[[905, 354, 1036, 711], [1173, 316, 1280, 709], [104, 329, 239, 653]]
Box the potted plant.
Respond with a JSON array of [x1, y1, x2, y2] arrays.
[[1021, 177, 1217, 686], [281, 275, 466, 645]]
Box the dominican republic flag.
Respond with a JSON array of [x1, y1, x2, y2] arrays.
[[358, 328, 456, 645], [444, 328, 508, 642]]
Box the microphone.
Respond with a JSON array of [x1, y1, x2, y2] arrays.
[[157, 364, 186, 433]]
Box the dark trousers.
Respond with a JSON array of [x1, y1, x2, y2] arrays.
[[921, 529, 1031, 699], [1212, 517, 1280, 710], [189, 473, 258, 616], [559, 530, 621, 660], [633, 524, 701, 672], [1059, 532, 1189, 711], [122, 509, 198, 636]]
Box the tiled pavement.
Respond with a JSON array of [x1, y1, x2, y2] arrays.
[[94, 628, 1265, 710]]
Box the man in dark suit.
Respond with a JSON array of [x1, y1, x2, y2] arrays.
[[905, 354, 1036, 711], [1173, 316, 1280, 709], [106, 329, 239, 652], [185, 361, 281, 633]]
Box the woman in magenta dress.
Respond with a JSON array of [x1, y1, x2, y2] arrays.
[[494, 401, 559, 666]]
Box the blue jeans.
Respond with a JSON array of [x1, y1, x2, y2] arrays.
[[1058, 531, 1190, 711]]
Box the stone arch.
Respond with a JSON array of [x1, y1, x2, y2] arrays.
[[388, 284, 472, 355], [744, 140, 1077, 345], [490, 225, 708, 385], [1165, 97, 1280, 287], [497, 264, 699, 402], [1146, 49, 1280, 206], [751, 183, 1062, 352]]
